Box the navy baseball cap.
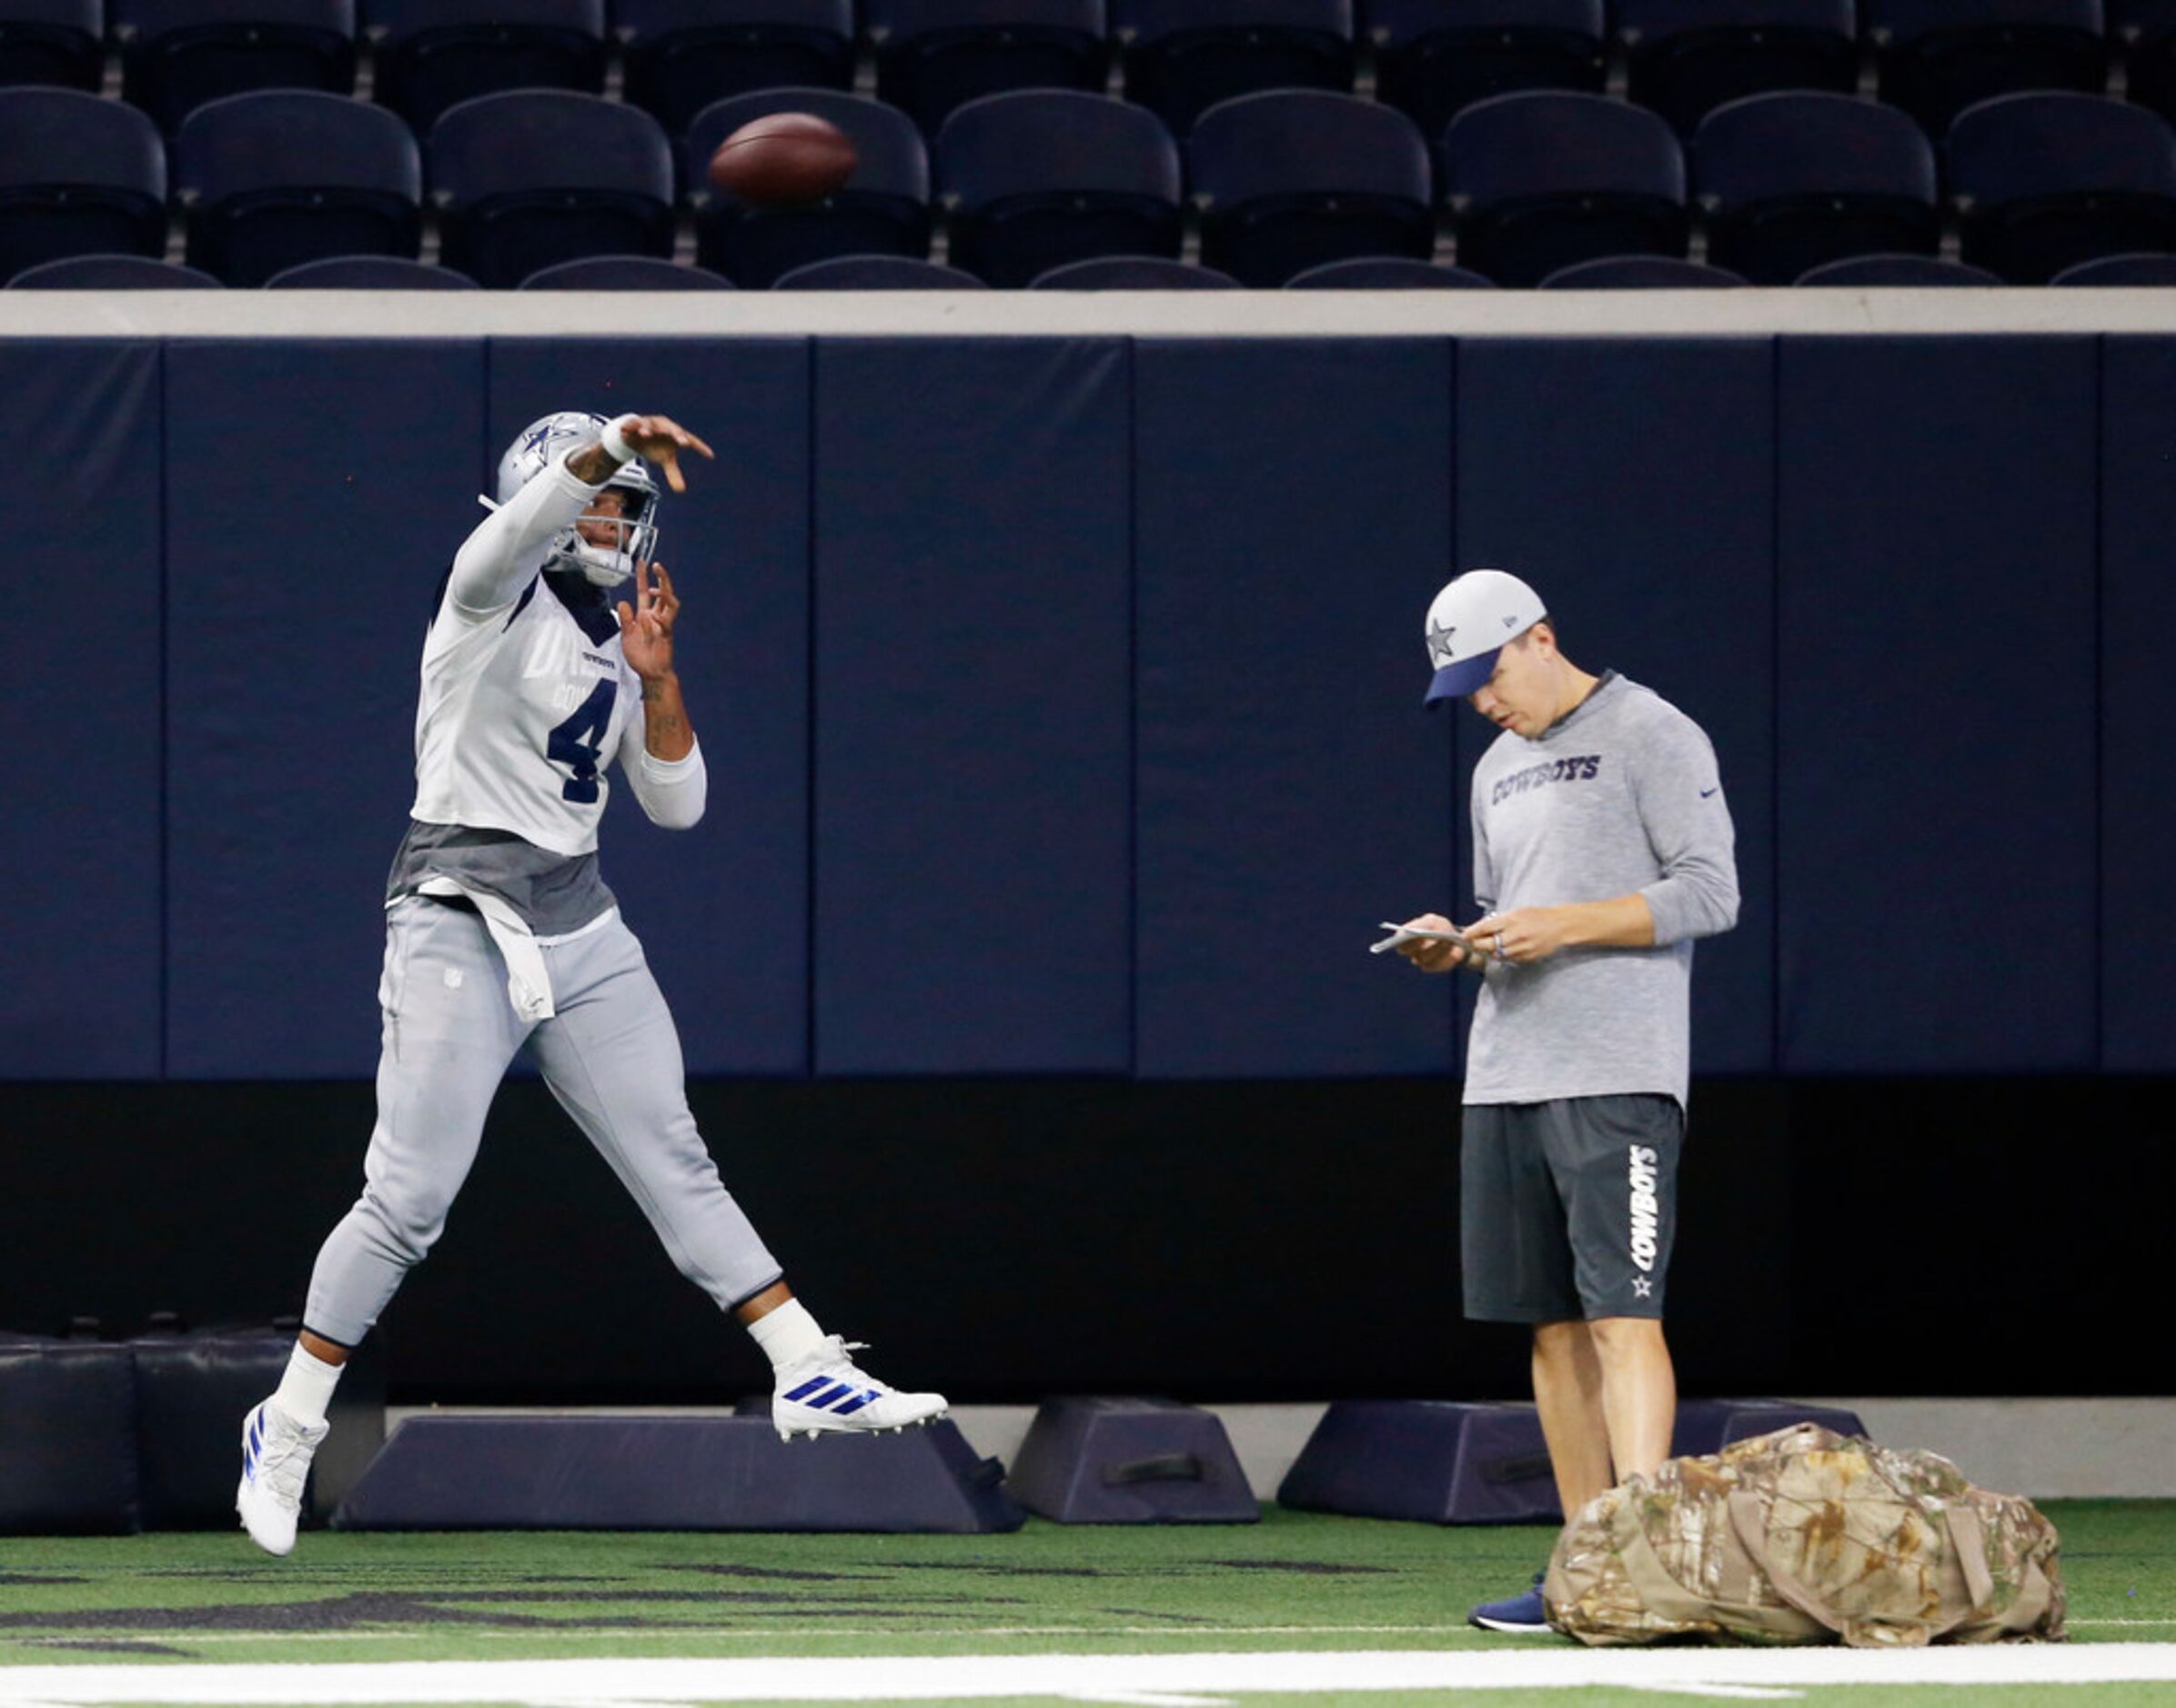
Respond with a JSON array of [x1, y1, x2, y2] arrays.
[[1422, 569, 1547, 708]]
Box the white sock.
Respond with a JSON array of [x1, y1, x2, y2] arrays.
[[272, 1342, 344, 1430], [746, 1298, 827, 1372]]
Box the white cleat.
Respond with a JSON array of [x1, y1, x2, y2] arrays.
[[772, 1336, 948, 1442], [236, 1400, 328, 1557]]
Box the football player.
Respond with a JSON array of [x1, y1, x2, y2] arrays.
[[237, 412, 946, 1557]]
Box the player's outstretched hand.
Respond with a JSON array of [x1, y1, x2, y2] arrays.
[[618, 560, 679, 681], [1394, 913, 1471, 973], [619, 415, 716, 492]]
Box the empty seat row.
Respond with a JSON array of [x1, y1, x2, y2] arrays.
[[7, 84, 2175, 289], [20, 246, 2176, 289], [6, 0, 2176, 140]]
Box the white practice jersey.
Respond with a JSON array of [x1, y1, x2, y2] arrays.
[[410, 579, 644, 857], [405, 441, 705, 859]]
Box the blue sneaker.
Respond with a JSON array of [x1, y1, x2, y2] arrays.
[[1468, 1571, 1550, 1633]]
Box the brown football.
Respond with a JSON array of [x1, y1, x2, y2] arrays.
[[708, 112, 858, 206]]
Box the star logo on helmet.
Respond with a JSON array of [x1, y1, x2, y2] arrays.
[[1426, 619, 1459, 667]]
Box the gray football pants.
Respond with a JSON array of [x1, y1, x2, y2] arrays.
[[304, 896, 782, 1347]]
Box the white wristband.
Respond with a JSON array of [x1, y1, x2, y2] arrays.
[[599, 414, 640, 466]]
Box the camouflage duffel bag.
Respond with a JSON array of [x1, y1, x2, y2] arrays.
[[1545, 1422, 2065, 1648]]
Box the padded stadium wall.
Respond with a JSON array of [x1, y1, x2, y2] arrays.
[[0, 294, 2167, 1402]]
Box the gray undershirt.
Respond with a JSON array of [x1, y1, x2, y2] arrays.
[[386, 820, 618, 937]]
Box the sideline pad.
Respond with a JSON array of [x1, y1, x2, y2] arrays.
[[1005, 1397, 1259, 1523], [1278, 1400, 1870, 1526], [334, 1415, 1023, 1532], [1, 1644, 2175, 1702]]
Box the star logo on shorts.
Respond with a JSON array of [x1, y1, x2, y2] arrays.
[[1426, 619, 1458, 667], [1631, 1276, 1653, 1299]]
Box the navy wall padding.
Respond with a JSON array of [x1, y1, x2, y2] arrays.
[[7, 328, 2166, 1082], [486, 339, 813, 1075], [0, 341, 164, 1079], [1455, 339, 1776, 1073], [163, 340, 487, 1078], [1133, 340, 1458, 1077], [811, 339, 1133, 1072], [1775, 338, 2100, 1072], [2099, 337, 2176, 1072]]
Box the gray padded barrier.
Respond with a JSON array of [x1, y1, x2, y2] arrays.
[[335, 1412, 1024, 1532], [1005, 1397, 1259, 1522]]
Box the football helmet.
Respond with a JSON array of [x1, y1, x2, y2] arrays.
[[493, 411, 660, 587]]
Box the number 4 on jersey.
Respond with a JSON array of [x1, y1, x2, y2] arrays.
[[546, 679, 618, 802]]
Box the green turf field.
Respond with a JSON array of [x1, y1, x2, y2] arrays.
[[0, 1503, 2169, 1703]]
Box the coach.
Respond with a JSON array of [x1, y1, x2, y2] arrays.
[[1392, 568, 1740, 1634]]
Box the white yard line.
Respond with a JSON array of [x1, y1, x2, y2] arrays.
[[1, 1645, 2175, 1703], [19, 1627, 1473, 1645], [15, 1620, 2172, 1645]]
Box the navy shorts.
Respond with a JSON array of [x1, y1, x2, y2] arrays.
[[1460, 1093, 1684, 1324]]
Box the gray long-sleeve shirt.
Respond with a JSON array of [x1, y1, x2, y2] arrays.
[[1465, 672, 1739, 1110]]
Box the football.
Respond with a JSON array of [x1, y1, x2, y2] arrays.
[[708, 113, 858, 206]]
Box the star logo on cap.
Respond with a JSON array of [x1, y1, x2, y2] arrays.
[[1426, 618, 1459, 667]]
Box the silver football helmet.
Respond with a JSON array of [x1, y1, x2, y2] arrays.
[[493, 411, 660, 587]]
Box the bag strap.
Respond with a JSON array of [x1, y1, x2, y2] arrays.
[[1946, 1502, 2060, 1637], [1727, 1491, 1851, 1639], [1612, 1491, 1826, 1642], [1946, 1506, 1998, 1621]]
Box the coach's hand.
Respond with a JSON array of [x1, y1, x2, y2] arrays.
[[1466, 908, 1569, 966], [1394, 913, 1473, 973]]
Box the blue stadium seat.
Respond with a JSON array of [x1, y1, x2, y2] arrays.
[[869, 0, 1106, 135], [1694, 91, 1939, 285], [0, 0, 103, 91], [2122, 0, 2176, 127], [1284, 254, 1492, 286], [686, 89, 929, 286], [1190, 88, 1432, 286], [262, 252, 478, 285], [1868, 0, 2109, 135], [2050, 247, 2176, 279], [6, 251, 219, 284], [1948, 90, 2176, 280], [365, 0, 605, 134], [428, 90, 674, 288], [0, 86, 165, 282], [519, 254, 734, 286], [113, 0, 354, 130], [1364, 0, 1606, 139], [173, 88, 418, 285], [936, 89, 1181, 286], [1028, 254, 1240, 286], [1794, 252, 2002, 283], [1441, 89, 1686, 286], [772, 252, 987, 285], [1618, 0, 1858, 136], [1539, 253, 1745, 286], [1113, 0, 1353, 136], [617, 0, 853, 136]]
